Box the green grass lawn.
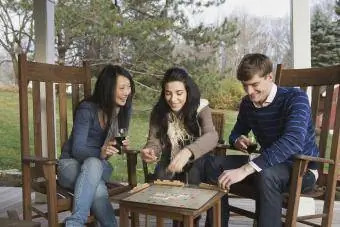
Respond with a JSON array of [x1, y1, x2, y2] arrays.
[[2, 88, 336, 185], [0, 89, 238, 183]]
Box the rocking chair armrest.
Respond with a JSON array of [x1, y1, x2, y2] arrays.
[[22, 156, 57, 165], [293, 154, 334, 165], [124, 149, 140, 155], [216, 143, 232, 149]]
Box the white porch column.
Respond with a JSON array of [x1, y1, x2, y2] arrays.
[[33, 0, 55, 203], [291, 0, 312, 102], [290, 1, 315, 215], [291, 0, 311, 68], [33, 0, 55, 155]]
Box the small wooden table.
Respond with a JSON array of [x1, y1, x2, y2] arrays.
[[117, 182, 226, 227]]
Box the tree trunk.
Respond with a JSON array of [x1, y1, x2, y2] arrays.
[[10, 53, 18, 85]]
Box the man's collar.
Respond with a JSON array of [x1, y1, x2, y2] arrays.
[[253, 83, 277, 108]]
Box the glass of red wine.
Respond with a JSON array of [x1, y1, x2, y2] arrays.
[[115, 128, 127, 154], [247, 136, 258, 154], [247, 143, 258, 153]]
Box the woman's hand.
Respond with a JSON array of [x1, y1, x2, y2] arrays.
[[167, 148, 192, 173], [140, 148, 158, 163], [122, 137, 129, 150], [101, 141, 119, 159]]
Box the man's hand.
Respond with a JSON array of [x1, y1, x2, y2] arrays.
[[218, 164, 255, 190], [101, 141, 119, 159], [140, 148, 158, 163], [234, 135, 252, 153], [167, 148, 192, 173]]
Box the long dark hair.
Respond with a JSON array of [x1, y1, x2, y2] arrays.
[[88, 64, 135, 130], [152, 67, 201, 144]]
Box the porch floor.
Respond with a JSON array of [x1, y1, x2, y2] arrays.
[[1, 187, 339, 226]]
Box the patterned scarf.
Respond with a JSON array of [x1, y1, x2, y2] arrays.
[[167, 112, 193, 160]]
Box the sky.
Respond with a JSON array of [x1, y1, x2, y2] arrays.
[[190, 0, 291, 26]]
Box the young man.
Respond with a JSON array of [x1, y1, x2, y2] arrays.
[[206, 53, 319, 227]]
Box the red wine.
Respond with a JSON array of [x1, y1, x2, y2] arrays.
[[114, 136, 125, 154], [247, 143, 258, 153]]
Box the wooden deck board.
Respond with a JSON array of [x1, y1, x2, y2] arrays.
[[1, 187, 339, 226]]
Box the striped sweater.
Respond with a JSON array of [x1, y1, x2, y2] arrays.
[[229, 87, 319, 170]]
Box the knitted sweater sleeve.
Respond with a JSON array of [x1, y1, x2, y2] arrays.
[[143, 112, 162, 154], [229, 98, 251, 146], [186, 106, 219, 159]]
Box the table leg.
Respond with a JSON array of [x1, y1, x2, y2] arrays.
[[213, 200, 221, 227], [156, 217, 164, 227], [183, 216, 194, 227], [131, 212, 139, 227], [145, 214, 150, 227], [119, 205, 129, 227]]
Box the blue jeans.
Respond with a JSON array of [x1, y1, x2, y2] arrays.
[[205, 155, 317, 227], [57, 157, 117, 227]]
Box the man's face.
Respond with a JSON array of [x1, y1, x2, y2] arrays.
[[241, 73, 273, 105]]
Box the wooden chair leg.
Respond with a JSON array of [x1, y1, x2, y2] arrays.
[[44, 165, 58, 227], [321, 165, 338, 226], [284, 161, 306, 227], [22, 163, 32, 221]]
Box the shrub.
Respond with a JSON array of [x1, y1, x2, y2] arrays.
[[200, 75, 244, 110]]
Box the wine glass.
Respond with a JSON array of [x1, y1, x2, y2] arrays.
[[154, 150, 161, 161], [115, 128, 127, 154], [247, 136, 258, 153]]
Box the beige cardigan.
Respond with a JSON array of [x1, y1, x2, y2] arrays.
[[144, 100, 218, 164]]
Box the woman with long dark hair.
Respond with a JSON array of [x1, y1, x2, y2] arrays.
[[58, 64, 135, 227], [141, 67, 218, 185]]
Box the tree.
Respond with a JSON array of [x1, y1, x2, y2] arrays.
[[0, 0, 33, 83], [336, 0, 340, 15], [311, 6, 340, 67], [0, 0, 239, 103], [224, 11, 292, 77], [54, 0, 238, 101]]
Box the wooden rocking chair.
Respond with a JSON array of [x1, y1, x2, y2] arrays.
[[228, 64, 340, 227], [18, 53, 138, 226]]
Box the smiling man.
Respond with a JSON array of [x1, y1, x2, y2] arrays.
[[205, 53, 320, 227]]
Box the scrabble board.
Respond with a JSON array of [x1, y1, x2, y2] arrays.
[[122, 182, 219, 210]]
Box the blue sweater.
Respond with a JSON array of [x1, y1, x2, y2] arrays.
[[60, 101, 107, 162], [229, 87, 319, 170], [59, 101, 131, 162]]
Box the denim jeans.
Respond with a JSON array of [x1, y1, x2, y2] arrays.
[[57, 157, 117, 227], [205, 155, 317, 227]]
